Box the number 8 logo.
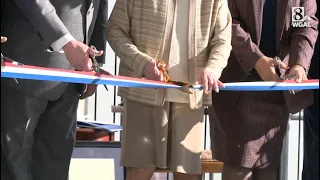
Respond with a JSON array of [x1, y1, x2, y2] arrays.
[[293, 7, 304, 21]]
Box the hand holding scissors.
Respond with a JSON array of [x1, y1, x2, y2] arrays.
[[80, 45, 113, 99]]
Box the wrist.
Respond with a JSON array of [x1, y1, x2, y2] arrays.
[[62, 40, 75, 51], [255, 56, 275, 67], [141, 61, 151, 78], [62, 41, 70, 51], [51, 34, 75, 51], [142, 60, 156, 77], [254, 56, 266, 69]]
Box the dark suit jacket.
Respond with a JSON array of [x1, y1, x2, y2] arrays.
[[1, 0, 100, 100], [210, 0, 318, 168]]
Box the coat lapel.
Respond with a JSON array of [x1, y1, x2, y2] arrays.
[[276, 0, 290, 50], [252, 0, 263, 45]]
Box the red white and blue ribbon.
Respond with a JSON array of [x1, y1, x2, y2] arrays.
[[1, 62, 319, 91]]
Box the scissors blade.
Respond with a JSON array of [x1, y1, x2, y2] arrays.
[[89, 45, 113, 91], [167, 80, 194, 94], [282, 74, 297, 80], [96, 67, 113, 76], [90, 63, 110, 91], [280, 73, 298, 94]]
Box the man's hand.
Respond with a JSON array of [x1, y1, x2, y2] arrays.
[[1, 36, 7, 43], [63, 40, 103, 71], [80, 84, 98, 99], [254, 56, 289, 81], [287, 65, 307, 83], [143, 61, 165, 81], [199, 69, 225, 93]]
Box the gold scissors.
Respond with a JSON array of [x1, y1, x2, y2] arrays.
[[156, 60, 194, 94]]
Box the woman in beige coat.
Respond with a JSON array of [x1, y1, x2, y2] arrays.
[[107, 0, 232, 179]]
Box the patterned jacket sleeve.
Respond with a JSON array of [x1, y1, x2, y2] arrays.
[[227, 0, 265, 73], [288, 0, 319, 73], [106, 0, 153, 77], [206, 0, 233, 79]]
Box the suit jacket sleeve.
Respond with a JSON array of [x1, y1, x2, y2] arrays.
[[106, 0, 154, 77], [12, 0, 70, 48], [288, 0, 319, 73], [205, 0, 232, 79], [89, 0, 108, 64], [227, 0, 264, 73]]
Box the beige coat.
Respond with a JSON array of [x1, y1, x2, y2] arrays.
[[106, 0, 232, 108]]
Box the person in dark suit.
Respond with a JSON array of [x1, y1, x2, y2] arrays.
[[209, 0, 318, 179], [302, 8, 319, 180], [0, 0, 105, 179], [1, 35, 14, 180]]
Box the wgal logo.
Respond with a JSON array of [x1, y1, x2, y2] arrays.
[[292, 7, 311, 27]]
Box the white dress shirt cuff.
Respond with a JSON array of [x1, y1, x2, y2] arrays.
[[51, 34, 75, 51]]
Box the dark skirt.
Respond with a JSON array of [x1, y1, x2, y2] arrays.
[[209, 90, 289, 169]]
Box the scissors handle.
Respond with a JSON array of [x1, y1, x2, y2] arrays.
[[89, 45, 99, 68], [275, 56, 297, 94], [156, 60, 194, 94]]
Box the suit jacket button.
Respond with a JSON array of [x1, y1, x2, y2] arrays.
[[87, 11, 90, 14]]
